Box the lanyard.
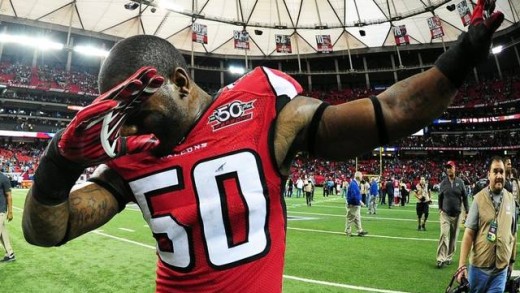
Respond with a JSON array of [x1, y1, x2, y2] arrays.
[[488, 187, 503, 217]]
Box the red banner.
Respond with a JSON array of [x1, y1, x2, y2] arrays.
[[233, 30, 249, 50], [393, 25, 409, 46], [427, 16, 444, 39], [316, 35, 332, 53], [275, 35, 292, 53], [192, 23, 208, 44], [457, 0, 471, 26]]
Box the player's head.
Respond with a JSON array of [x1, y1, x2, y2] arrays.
[[420, 176, 426, 185], [98, 35, 188, 93], [354, 171, 362, 181], [488, 156, 505, 194], [98, 35, 206, 156]]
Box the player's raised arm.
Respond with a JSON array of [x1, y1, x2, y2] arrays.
[[22, 67, 164, 247], [275, 0, 504, 165]]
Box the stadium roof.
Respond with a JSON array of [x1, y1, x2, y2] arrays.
[[0, 0, 519, 58]]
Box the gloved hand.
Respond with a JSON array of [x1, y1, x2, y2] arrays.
[[434, 0, 504, 87], [465, 0, 504, 61], [58, 66, 164, 166]]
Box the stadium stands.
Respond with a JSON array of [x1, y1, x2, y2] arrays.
[[0, 54, 517, 190]]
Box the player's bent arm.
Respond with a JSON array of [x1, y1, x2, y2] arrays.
[[314, 67, 456, 160], [274, 68, 455, 169], [23, 181, 120, 247]]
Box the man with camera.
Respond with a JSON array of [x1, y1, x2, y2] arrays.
[[414, 176, 431, 231], [456, 156, 517, 292]]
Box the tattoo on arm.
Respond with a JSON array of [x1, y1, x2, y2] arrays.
[[381, 69, 457, 141], [68, 184, 119, 238], [23, 183, 119, 246]]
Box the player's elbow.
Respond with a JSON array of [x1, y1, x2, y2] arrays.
[[22, 219, 58, 247]]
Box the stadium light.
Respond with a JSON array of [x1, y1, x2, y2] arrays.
[[73, 45, 110, 57], [0, 33, 63, 50], [491, 45, 503, 55], [228, 66, 245, 75], [158, 0, 182, 12]]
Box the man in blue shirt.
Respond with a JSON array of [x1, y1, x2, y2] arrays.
[[368, 177, 379, 214], [345, 171, 368, 237]]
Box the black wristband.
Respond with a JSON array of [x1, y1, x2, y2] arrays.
[[434, 33, 473, 88], [369, 96, 389, 145], [32, 130, 85, 205], [307, 102, 330, 156]]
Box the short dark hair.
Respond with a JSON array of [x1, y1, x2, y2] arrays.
[[490, 155, 504, 168], [98, 35, 188, 93]]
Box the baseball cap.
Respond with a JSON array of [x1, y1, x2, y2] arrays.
[[445, 160, 456, 168]]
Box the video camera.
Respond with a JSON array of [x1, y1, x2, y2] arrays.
[[446, 270, 520, 293], [445, 277, 469, 293]]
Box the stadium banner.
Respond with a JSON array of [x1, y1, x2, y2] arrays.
[[427, 16, 444, 39], [448, 98, 520, 109], [433, 113, 520, 124], [400, 146, 520, 151], [0, 130, 54, 139], [316, 35, 333, 53], [233, 30, 250, 50], [457, 0, 471, 26], [275, 34, 292, 53], [393, 25, 410, 46], [192, 23, 208, 44]]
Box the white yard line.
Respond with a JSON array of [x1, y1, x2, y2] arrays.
[[287, 210, 441, 223], [283, 275, 413, 293], [118, 228, 135, 232], [89, 230, 414, 293]]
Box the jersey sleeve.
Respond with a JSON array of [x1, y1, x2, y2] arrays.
[[261, 67, 303, 99]]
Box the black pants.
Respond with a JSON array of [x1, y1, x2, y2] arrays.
[[305, 192, 312, 206], [416, 202, 429, 220], [387, 194, 394, 206]]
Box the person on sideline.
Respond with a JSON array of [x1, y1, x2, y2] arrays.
[[304, 179, 313, 207], [414, 176, 431, 231], [456, 156, 517, 292], [341, 177, 349, 198], [386, 176, 395, 208], [21, 2, 503, 291], [393, 176, 401, 206], [345, 171, 368, 237], [296, 176, 304, 198], [504, 157, 519, 206], [0, 170, 15, 262], [368, 177, 379, 215], [437, 160, 469, 268]]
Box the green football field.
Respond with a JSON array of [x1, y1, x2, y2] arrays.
[[2, 189, 514, 292]]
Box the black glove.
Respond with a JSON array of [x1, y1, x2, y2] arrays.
[[435, 0, 504, 87]]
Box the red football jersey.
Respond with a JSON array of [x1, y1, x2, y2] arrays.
[[107, 67, 302, 292]]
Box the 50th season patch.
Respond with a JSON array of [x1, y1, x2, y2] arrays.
[[208, 100, 256, 131]]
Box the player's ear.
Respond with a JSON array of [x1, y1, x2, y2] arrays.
[[171, 67, 191, 97]]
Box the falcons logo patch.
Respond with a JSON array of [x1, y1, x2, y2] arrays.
[[208, 100, 255, 131]]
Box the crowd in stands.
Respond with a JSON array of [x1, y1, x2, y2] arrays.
[[0, 61, 98, 95], [302, 73, 520, 110], [289, 155, 494, 192], [0, 60, 517, 181], [397, 131, 519, 148], [1, 60, 519, 111], [0, 140, 499, 193], [2, 88, 94, 106], [0, 141, 44, 179]]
